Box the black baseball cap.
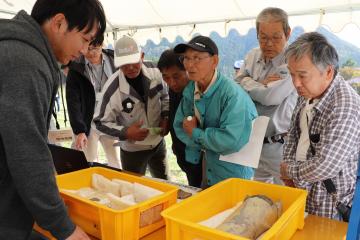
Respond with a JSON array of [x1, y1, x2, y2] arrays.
[[174, 35, 218, 55]]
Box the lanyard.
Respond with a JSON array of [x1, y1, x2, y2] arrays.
[[88, 61, 105, 92]]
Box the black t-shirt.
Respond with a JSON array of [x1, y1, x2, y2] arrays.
[[169, 89, 185, 158], [126, 72, 145, 102]]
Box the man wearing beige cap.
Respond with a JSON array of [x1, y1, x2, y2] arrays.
[[94, 35, 170, 179]]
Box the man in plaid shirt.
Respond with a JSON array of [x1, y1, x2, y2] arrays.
[[280, 32, 360, 219]]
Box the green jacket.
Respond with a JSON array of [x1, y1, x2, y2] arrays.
[[174, 72, 258, 185]]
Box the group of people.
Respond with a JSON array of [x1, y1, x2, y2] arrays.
[[1, 0, 360, 239]]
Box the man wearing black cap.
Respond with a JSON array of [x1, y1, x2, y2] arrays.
[[173, 35, 258, 187]]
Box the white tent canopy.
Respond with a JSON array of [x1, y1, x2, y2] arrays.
[[1, 0, 360, 44]]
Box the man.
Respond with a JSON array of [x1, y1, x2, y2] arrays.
[[157, 49, 202, 187], [94, 35, 169, 179], [0, 0, 105, 239], [280, 32, 360, 219], [66, 35, 121, 168], [173, 35, 257, 187], [235, 7, 297, 184]]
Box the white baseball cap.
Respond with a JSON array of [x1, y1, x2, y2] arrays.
[[114, 35, 141, 67], [234, 60, 244, 69]]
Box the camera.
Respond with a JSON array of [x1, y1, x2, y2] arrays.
[[336, 202, 351, 222]]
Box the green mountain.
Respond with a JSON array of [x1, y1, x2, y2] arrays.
[[143, 26, 360, 79]]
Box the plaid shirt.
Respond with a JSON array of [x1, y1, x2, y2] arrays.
[[283, 75, 360, 218]]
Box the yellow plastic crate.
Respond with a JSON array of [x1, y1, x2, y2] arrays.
[[39, 167, 178, 240], [162, 178, 307, 240]]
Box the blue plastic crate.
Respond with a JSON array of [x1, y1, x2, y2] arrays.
[[346, 159, 360, 239]]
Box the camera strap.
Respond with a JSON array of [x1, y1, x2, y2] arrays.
[[305, 101, 351, 221], [323, 178, 351, 221], [323, 178, 346, 207]]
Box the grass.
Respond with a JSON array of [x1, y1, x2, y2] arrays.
[[55, 92, 187, 185]]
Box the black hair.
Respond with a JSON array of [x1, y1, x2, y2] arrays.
[[157, 49, 185, 72], [90, 34, 104, 46], [31, 0, 106, 41]]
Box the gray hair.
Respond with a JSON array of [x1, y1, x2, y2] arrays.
[[285, 32, 339, 76], [256, 7, 290, 35]]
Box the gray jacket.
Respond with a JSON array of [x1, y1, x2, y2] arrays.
[[0, 11, 75, 239], [94, 62, 169, 152], [235, 47, 297, 137]]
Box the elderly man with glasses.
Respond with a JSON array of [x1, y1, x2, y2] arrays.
[[173, 35, 257, 188], [235, 7, 298, 185], [66, 34, 121, 168]]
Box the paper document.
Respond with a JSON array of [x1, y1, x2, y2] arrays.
[[147, 127, 162, 135], [219, 116, 269, 168]]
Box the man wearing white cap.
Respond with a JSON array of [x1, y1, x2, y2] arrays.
[[93, 35, 170, 179]]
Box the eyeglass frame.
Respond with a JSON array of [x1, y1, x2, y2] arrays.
[[257, 33, 285, 45], [88, 45, 102, 52], [179, 54, 212, 65]]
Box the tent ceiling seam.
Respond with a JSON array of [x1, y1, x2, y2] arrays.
[[146, 0, 166, 24], [233, 0, 247, 17], [109, 3, 360, 32]]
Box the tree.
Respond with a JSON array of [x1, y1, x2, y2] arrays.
[[350, 83, 360, 95], [340, 67, 354, 80]]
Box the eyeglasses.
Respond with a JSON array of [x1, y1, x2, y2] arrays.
[[179, 55, 211, 64], [258, 34, 284, 44], [88, 46, 102, 52]]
